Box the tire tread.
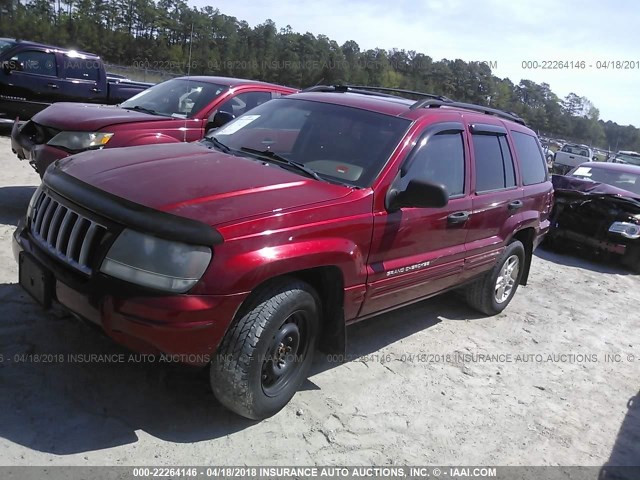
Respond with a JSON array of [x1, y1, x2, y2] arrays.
[[211, 277, 317, 419], [464, 240, 525, 316]]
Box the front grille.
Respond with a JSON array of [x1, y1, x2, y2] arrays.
[[29, 189, 108, 274]]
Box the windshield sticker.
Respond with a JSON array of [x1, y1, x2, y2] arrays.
[[573, 167, 592, 177], [218, 115, 260, 135]]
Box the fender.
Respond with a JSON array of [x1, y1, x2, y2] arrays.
[[212, 237, 367, 359], [507, 212, 541, 286], [515, 209, 543, 232], [211, 237, 368, 295]]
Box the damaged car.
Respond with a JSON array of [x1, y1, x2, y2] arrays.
[[547, 162, 640, 272]]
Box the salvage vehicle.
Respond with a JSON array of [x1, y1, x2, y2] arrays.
[[608, 150, 640, 166], [13, 85, 553, 419], [551, 143, 593, 174], [11, 76, 295, 176], [547, 162, 640, 272], [0, 38, 151, 122]]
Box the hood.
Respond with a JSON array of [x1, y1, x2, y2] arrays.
[[55, 143, 353, 226], [32, 103, 166, 131]]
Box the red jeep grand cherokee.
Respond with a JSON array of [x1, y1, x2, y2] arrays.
[[13, 85, 553, 419], [10, 76, 296, 176]]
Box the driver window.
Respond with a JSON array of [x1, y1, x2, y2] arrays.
[[10, 50, 57, 77], [217, 91, 272, 117], [410, 132, 465, 197]]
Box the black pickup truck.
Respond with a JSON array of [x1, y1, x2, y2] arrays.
[[0, 38, 152, 122]]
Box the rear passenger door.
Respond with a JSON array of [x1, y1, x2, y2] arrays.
[[510, 130, 553, 241], [361, 122, 472, 316], [58, 55, 105, 103], [462, 123, 524, 281]]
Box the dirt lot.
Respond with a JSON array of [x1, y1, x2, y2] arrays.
[[0, 134, 638, 469]]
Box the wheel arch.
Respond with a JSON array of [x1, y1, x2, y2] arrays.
[[230, 266, 347, 358], [510, 227, 536, 285]]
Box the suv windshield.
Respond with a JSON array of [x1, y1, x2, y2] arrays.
[[205, 98, 411, 187], [571, 165, 640, 195], [120, 78, 228, 118]]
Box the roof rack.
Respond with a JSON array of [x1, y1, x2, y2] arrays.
[[412, 99, 526, 125], [343, 85, 452, 102], [301, 84, 452, 102], [301, 84, 526, 126], [302, 85, 404, 99]]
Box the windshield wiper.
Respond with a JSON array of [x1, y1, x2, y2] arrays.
[[202, 137, 232, 154], [239, 147, 323, 182], [121, 105, 167, 116]]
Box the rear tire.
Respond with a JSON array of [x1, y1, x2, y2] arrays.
[[464, 240, 526, 316], [210, 278, 320, 420]]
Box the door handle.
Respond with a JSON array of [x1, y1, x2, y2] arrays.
[[91, 87, 102, 93], [447, 211, 470, 224], [46, 83, 59, 89], [508, 200, 524, 211]]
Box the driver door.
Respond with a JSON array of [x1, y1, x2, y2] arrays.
[[3, 49, 61, 118], [360, 122, 472, 316]]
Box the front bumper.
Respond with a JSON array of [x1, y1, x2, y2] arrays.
[[13, 223, 246, 366], [11, 121, 69, 174], [548, 227, 630, 256]]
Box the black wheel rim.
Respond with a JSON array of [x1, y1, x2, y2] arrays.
[[261, 310, 311, 397]]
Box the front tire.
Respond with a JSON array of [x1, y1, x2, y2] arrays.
[[464, 240, 526, 315], [210, 278, 320, 420]]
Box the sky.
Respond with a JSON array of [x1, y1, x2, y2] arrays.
[[189, 0, 639, 127]]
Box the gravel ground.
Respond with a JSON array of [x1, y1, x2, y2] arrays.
[[0, 134, 638, 469]]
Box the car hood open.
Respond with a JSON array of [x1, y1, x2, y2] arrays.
[[52, 143, 353, 227]]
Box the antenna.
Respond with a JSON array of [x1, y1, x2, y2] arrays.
[[183, 23, 194, 142]]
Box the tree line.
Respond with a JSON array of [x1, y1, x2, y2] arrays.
[[1, 0, 638, 152]]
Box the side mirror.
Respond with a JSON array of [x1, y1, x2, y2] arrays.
[[206, 110, 235, 133], [386, 178, 449, 212]]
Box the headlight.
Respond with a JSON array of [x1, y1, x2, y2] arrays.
[[100, 229, 212, 293], [47, 131, 113, 151], [609, 221, 640, 239]]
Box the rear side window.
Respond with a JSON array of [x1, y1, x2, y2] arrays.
[[411, 132, 465, 197], [511, 131, 547, 185], [64, 57, 100, 81], [499, 136, 516, 188], [472, 134, 516, 192]]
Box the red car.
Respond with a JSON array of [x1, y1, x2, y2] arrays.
[[548, 162, 640, 271], [10, 76, 296, 175], [13, 86, 553, 419]]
